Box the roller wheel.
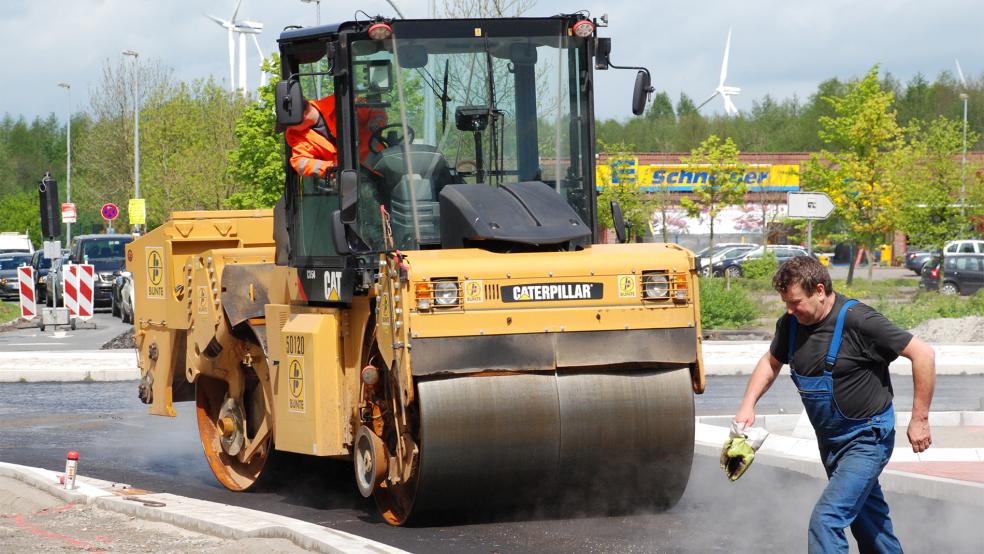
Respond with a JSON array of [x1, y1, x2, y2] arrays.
[[354, 425, 389, 498], [195, 375, 272, 491]]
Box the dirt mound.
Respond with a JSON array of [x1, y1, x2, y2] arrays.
[[101, 328, 136, 349], [910, 316, 984, 343]]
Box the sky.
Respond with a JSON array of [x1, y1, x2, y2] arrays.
[[1, 0, 981, 125]]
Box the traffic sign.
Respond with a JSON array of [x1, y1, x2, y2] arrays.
[[101, 203, 120, 221], [128, 198, 146, 225], [61, 202, 77, 223], [787, 192, 835, 220]]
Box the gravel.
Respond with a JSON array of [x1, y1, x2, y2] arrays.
[[101, 328, 136, 350], [909, 315, 984, 343]]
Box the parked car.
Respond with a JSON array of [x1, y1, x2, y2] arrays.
[[45, 253, 71, 307], [68, 234, 134, 309], [0, 253, 33, 301], [30, 250, 58, 304], [943, 239, 984, 256], [712, 245, 811, 278], [697, 244, 757, 276], [111, 271, 135, 321], [0, 232, 33, 254], [904, 248, 939, 275], [919, 254, 984, 296]]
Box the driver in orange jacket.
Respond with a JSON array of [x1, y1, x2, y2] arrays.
[[284, 94, 386, 177]]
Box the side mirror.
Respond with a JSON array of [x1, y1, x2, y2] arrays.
[[274, 80, 306, 132], [611, 200, 627, 244], [594, 37, 611, 70], [339, 169, 359, 224], [632, 70, 653, 116]]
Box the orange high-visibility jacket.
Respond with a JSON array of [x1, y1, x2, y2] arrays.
[[286, 95, 386, 177]]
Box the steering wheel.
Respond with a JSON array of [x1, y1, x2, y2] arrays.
[[369, 123, 416, 154]]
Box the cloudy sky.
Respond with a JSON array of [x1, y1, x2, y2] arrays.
[[2, 0, 979, 124]]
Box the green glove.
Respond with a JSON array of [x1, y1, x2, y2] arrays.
[[719, 437, 756, 481]]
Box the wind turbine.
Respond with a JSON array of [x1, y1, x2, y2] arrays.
[[697, 28, 741, 116], [206, 0, 267, 95]]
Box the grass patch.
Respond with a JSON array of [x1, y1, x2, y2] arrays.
[[699, 278, 758, 329], [0, 301, 20, 324], [876, 290, 984, 329]]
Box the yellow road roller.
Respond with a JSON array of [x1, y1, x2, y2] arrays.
[[127, 13, 705, 525]]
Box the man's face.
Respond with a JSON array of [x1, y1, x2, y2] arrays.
[[780, 282, 827, 325]]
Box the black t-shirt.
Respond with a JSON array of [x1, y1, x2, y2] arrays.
[[769, 293, 913, 418]]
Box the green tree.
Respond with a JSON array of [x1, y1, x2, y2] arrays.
[[596, 141, 650, 241], [647, 91, 675, 120], [228, 56, 285, 209], [680, 135, 748, 264], [893, 117, 979, 271], [801, 66, 902, 285], [0, 190, 42, 246]]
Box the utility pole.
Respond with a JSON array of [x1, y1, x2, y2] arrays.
[[123, 50, 141, 234], [57, 82, 72, 245]]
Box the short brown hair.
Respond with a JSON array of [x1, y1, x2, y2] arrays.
[[772, 256, 833, 295]]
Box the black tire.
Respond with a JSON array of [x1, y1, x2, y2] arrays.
[[70, 318, 77, 331], [725, 265, 742, 279], [941, 281, 960, 296]]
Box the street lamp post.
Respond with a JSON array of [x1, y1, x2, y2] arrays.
[[123, 50, 141, 234], [299, 0, 321, 25], [57, 82, 72, 245], [960, 92, 969, 220]]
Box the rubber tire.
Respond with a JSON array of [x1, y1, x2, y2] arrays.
[[941, 282, 959, 296], [725, 266, 742, 279], [70, 318, 77, 331]]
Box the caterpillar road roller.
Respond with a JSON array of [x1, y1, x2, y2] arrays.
[[128, 13, 705, 525]]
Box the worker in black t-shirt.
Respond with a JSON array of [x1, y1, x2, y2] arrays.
[[734, 256, 935, 554]]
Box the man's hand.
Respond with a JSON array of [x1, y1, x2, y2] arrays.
[[907, 416, 932, 453], [734, 405, 756, 429]]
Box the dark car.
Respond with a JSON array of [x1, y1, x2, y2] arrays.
[[68, 234, 134, 309], [905, 248, 938, 275], [30, 250, 58, 304], [919, 254, 984, 296], [45, 253, 71, 307], [712, 245, 810, 278], [0, 253, 33, 301]]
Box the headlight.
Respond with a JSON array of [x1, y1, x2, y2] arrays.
[[642, 273, 670, 298], [433, 281, 459, 306]]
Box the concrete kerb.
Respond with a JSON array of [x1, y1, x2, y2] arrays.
[[0, 461, 409, 554], [696, 413, 984, 508]]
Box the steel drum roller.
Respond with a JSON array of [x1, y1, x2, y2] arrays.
[[413, 367, 694, 515]]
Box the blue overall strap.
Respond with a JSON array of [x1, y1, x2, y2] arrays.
[[825, 299, 859, 367], [787, 315, 798, 359]]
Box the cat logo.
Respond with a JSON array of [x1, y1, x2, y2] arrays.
[[324, 270, 342, 302], [288, 357, 305, 413], [618, 275, 637, 298], [145, 247, 165, 299], [464, 280, 483, 303]]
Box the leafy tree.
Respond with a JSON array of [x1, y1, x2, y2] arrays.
[[227, 56, 285, 209], [647, 91, 675, 120], [0, 190, 42, 246], [680, 135, 748, 265], [596, 141, 650, 241], [801, 66, 902, 285], [893, 116, 980, 282]]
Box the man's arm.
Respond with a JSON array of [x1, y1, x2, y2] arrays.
[[734, 351, 783, 427], [900, 336, 935, 453]]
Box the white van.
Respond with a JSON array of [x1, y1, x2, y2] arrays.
[[0, 232, 33, 254]]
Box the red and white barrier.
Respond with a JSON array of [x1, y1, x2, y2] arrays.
[[17, 266, 36, 320], [63, 263, 95, 321]]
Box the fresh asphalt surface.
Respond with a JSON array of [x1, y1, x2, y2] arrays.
[[0, 310, 130, 351], [1, 378, 982, 553]]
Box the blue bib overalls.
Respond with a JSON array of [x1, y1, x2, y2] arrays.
[[788, 300, 903, 553]]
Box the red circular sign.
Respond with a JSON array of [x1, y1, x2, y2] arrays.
[[101, 203, 119, 221], [127, 249, 133, 262]]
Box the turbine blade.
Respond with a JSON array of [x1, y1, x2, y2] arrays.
[[723, 94, 738, 116], [696, 91, 720, 111], [719, 28, 732, 87], [956, 58, 968, 88], [239, 32, 247, 94], [205, 14, 229, 27], [231, 0, 243, 23]]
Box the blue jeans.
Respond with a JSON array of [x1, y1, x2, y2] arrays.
[[790, 369, 903, 554]]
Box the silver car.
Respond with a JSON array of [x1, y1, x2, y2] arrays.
[[45, 253, 71, 307]]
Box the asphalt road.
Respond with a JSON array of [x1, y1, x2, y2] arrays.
[[0, 310, 129, 351], [1, 378, 981, 553]]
